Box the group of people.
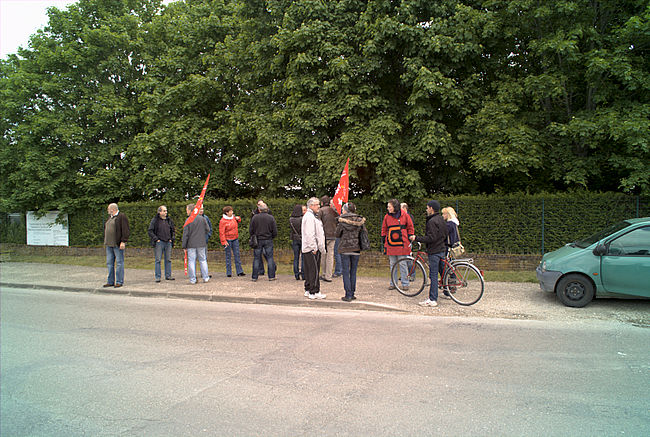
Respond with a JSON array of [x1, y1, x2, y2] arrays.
[[102, 198, 462, 307]]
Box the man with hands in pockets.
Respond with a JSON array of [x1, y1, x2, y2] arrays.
[[302, 197, 327, 299]]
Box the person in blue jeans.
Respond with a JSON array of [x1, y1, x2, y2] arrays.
[[103, 203, 129, 288], [289, 204, 305, 280], [182, 203, 211, 284], [335, 202, 367, 302], [249, 203, 277, 281], [333, 237, 342, 278], [219, 206, 245, 277], [410, 200, 448, 307], [147, 205, 175, 282]]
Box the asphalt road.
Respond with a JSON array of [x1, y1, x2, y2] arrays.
[[1, 287, 649, 436]]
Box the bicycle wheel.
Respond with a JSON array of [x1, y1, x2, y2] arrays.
[[391, 256, 426, 297], [444, 262, 484, 305]]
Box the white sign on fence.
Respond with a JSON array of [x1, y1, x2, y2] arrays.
[[26, 211, 69, 246]]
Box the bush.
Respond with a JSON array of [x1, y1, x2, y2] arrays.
[[3, 193, 648, 254]]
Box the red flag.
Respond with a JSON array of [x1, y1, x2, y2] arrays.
[[331, 158, 349, 214], [183, 174, 210, 275]]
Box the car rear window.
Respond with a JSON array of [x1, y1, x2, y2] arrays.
[[575, 220, 631, 248]]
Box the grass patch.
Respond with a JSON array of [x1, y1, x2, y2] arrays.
[[1, 253, 538, 283]]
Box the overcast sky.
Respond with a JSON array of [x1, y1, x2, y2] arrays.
[[0, 0, 174, 59], [0, 0, 78, 58]]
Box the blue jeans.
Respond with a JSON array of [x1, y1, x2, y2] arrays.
[[106, 246, 124, 285], [187, 247, 209, 284], [427, 251, 446, 301], [154, 241, 172, 280], [291, 240, 304, 279], [333, 238, 342, 276], [252, 239, 276, 280], [389, 255, 409, 287], [225, 239, 244, 276], [341, 254, 360, 298]]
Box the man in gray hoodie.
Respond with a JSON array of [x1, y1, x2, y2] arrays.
[[182, 203, 211, 284]]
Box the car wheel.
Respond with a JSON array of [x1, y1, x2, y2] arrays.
[[556, 274, 595, 308]]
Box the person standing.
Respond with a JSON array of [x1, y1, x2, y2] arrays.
[[302, 197, 326, 299], [381, 198, 414, 291], [249, 203, 277, 281], [250, 199, 267, 276], [182, 203, 210, 284], [199, 205, 212, 245], [147, 205, 175, 282], [318, 195, 339, 282], [289, 204, 305, 280], [103, 203, 130, 288], [335, 202, 367, 302], [409, 200, 448, 307], [219, 206, 245, 277]]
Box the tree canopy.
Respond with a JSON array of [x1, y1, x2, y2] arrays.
[[1, 0, 648, 212]]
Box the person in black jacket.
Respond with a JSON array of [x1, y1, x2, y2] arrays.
[[147, 205, 175, 282], [289, 204, 305, 280], [249, 203, 278, 281], [103, 203, 130, 288], [335, 202, 367, 302], [409, 200, 448, 308]]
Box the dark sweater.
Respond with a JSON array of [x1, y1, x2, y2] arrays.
[[415, 213, 448, 255], [147, 214, 175, 247], [250, 212, 277, 240]]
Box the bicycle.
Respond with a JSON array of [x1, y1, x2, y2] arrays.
[[390, 242, 485, 305]]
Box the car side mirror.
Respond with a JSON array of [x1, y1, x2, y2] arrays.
[[593, 244, 607, 256]]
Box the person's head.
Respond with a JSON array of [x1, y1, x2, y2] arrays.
[[426, 200, 441, 216], [257, 199, 264, 208], [107, 203, 118, 216], [307, 197, 320, 213], [258, 202, 269, 213], [387, 199, 399, 214], [186, 203, 195, 216], [442, 206, 457, 221], [291, 204, 303, 217], [158, 205, 168, 219], [320, 195, 330, 206], [199, 206, 204, 215], [400, 202, 408, 212], [342, 202, 356, 214], [223, 206, 233, 217], [302, 205, 307, 214]]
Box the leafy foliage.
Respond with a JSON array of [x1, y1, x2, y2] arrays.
[[1, 0, 648, 215]]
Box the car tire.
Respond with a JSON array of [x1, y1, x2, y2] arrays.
[[556, 274, 595, 308]]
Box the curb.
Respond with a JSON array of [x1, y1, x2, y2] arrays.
[[0, 282, 407, 313]]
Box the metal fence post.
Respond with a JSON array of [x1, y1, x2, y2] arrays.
[[541, 198, 545, 254]]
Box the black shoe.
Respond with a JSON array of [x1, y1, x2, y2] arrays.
[[295, 276, 301, 280], [227, 274, 232, 277], [165, 277, 175, 281], [351, 296, 357, 300], [341, 296, 353, 302], [320, 276, 332, 282], [238, 272, 246, 276], [103, 283, 114, 287], [114, 284, 122, 288], [155, 279, 161, 283]]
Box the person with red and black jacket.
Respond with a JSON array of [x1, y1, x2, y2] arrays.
[[381, 198, 414, 291], [409, 200, 449, 308]]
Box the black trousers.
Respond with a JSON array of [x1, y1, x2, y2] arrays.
[[303, 251, 321, 294]]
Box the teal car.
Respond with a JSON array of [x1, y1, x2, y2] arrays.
[[536, 218, 650, 307]]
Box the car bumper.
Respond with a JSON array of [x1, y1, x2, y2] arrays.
[[536, 266, 562, 293]]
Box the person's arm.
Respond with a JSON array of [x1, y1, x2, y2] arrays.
[[147, 217, 158, 242], [219, 219, 227, 246]]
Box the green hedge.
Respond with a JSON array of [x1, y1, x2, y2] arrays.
[[3, 193, 649, 254]]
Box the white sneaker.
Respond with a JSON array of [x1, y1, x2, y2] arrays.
[[304, 290, 309, 297], [418, 299, 438, 307], [203, 277, 210, 283], [308, 292, 326, 300]]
